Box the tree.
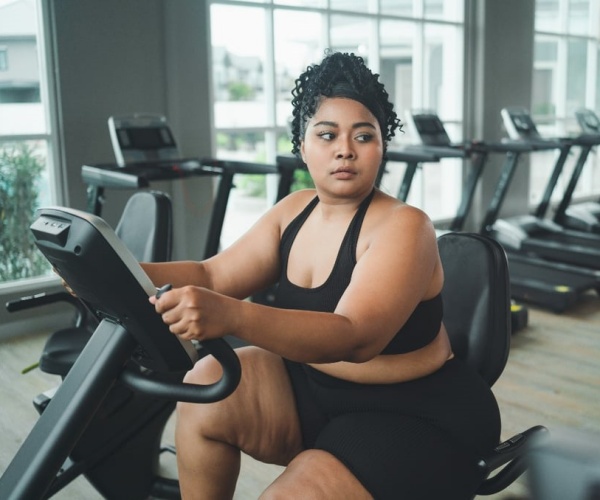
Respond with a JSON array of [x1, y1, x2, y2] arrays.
[[0, 143, 50, 281]]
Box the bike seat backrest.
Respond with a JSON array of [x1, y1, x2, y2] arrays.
[[438, 232, 511, 386], [115, 190, 173, 262]]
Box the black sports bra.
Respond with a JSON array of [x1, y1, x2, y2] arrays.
[[273, 190, 442, 355]]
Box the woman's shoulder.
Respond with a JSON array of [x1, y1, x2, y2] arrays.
[[274, 188, 317, 212], [265, 188, 317, 229], [360, 190, 437, 251], [371, 190, 434, 229]]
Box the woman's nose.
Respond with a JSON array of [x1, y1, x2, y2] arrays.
[[336, 139, 355, 159]]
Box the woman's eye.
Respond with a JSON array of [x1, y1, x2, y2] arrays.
[[356, 133, 373, 143], [318, 132, 335, 140]]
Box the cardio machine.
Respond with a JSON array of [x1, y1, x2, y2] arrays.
[[550, 108, 600, 234], [0, 206, 241, 500], [474, 108, 600, 312], [402, 111, 529, 330], [492, 107, 600, 268]]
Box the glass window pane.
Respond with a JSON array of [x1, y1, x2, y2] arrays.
[[532, 38, 558, 117], [330, 15, 373, 60], [330, 0, 376, 14], [211, 5, 269, 129], [380, 0, 413, 17], [379, 20, 414, 141], [424, 23, 463, 118], [566, 39, 587, 116], [595, 47, 600, 112], [274, 9, 325, 128], [215, 131, 277, 248], [420, 158, 462, 219], [424, 0, 464, 22], [0, 0, 46, 135], [0, 140, 52, 281], [568, 0, 589, 34], [535, 0, 561, 32], [274, 0, 326, 7]]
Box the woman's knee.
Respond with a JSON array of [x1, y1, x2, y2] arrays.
[[261, 450, 372, 500], [176, 346, 302, 460], [176, 352, 241, 441]]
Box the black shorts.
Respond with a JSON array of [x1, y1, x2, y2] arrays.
[[284, 357, 501, 500]]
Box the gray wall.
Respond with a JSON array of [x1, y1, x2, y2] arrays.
[[463, 0, 535, 231]]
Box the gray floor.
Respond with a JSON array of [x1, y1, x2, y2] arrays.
[[2, 292, 600, 499]]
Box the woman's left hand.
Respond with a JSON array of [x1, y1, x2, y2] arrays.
[[149, 285, 236, 341]]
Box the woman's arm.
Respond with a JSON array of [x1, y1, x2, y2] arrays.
[[152, 196, 444, 367], [308, 326, 453, 384], [142, 191, 314, 298]]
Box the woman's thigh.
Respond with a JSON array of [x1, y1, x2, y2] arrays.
[[315, 412, 482, 500], [177, 346, 304, 465]]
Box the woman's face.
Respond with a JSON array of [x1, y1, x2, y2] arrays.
[[300, 97, 383, 199]]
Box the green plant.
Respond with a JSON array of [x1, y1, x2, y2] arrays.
[[228, 81, 255, 101], [0, 143, 50, 281], [292, 168, 314, 191]]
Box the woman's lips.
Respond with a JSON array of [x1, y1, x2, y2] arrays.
[[332, 167, 356, 179]]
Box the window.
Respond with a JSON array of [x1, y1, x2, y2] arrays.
[[0, 47, 7, 71], [0, 0, 57, 287], [532, 0, 600, 206], [210, 0, 465, 246]]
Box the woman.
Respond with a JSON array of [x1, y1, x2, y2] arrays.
[[144, 51, 500, 499]]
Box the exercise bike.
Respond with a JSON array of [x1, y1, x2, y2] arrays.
[[0, 206, 241, 500], [1, 205, 548, 499]]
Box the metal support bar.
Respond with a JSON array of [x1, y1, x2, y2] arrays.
[[0, 320, 136, 500]]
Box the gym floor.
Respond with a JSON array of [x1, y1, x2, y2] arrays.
[[1, 292, 600, 499]]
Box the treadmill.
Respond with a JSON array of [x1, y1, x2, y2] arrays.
[[403, 110, 535, 232], [402, 111, 529, 329], [473, 108, 600, 312], [551, 108, 600, 234], [491, 107, 600, 270]]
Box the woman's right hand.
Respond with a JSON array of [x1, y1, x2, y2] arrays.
[[54, 267, 77, 297]]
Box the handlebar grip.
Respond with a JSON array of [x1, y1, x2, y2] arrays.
[[121, 338, 242, 403]]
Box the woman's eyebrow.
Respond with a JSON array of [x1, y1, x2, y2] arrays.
[[312, 120, 376, 129]]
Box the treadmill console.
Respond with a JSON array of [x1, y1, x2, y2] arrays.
[[575, 108, 600, 135], [406, 111, 453, 146], [108, 114, 180, 167], [501, 107, 543, 141]]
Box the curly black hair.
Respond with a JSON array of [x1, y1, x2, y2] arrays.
[[290, 51, 402, 156]]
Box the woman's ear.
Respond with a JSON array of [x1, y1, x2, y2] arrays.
[[300, 141, 306, 163]]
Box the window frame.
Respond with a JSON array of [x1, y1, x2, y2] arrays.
[[0, 0, 63, 293]]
